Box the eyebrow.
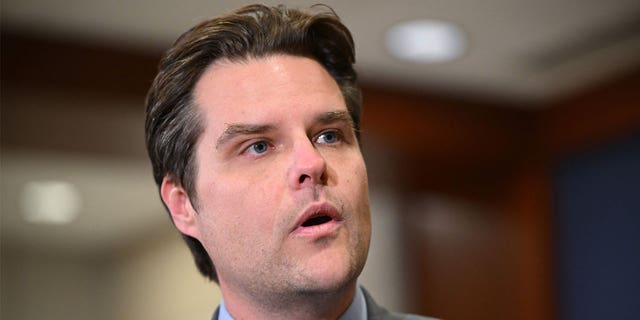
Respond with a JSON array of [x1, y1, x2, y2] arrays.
[[315, 110, 355, 127], [215, 124, 275, 150], [214, 110, 354, 150]]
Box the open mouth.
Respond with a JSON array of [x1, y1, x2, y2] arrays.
[[300, 214, 333, 227], [292, 203, 342, 237]]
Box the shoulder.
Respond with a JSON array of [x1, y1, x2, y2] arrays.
[[362, 287, 440, 320]]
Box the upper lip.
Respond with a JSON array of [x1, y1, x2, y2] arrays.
[[291, 202, 342, 232]]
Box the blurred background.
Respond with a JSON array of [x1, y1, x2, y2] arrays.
[[2, 1, 639, 319]]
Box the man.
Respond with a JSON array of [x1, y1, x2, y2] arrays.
[[145, 4, 434, 320]]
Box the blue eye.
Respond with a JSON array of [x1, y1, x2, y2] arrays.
[[316, 130, 341, 144], [246, 141, 269, 154]]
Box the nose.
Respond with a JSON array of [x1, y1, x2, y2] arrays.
[[288, 139, 327, 190]]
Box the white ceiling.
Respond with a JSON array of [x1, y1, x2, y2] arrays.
[[4, 0, 640, 104], [2, 0, 640, 255]]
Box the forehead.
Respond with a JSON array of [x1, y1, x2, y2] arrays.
[[192, 54, 346, 128]]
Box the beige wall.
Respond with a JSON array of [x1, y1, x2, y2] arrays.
[[1, 248, 111, 320], [359, 187, 407, 311], [109, 230, 222, 320]]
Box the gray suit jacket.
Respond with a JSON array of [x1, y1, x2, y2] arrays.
[[362, 288, 437, 320], [211, 287, 438, 320]]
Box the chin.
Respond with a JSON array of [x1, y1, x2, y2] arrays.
[[283, 228, 369, 294], [293, 254, 363, 294]]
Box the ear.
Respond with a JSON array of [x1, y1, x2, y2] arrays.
[[160, 176, 200, 239]]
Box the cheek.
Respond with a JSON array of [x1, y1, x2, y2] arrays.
[[341, 154, 368, 190], [349, 158, 371, 219], [333, 154, 370, 217], [196, 169, 285, 237], [194, 188, 264, 265]]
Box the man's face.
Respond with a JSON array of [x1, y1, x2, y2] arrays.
[[188, 55, 371, 296]]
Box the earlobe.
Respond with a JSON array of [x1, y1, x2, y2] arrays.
[[160, 176, 200, 239]]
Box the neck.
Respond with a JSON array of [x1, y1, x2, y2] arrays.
[[219, 280, 357, 320]]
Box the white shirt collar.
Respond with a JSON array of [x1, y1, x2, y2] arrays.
[[217, 285, 367, 320]]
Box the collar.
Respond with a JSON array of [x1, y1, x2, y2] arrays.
[[217, 285, 367, 320]]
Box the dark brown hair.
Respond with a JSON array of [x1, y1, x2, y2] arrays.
[[145, 4, 361, 282]]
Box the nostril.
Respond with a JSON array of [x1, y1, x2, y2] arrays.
[[298, 174, 310, 184]]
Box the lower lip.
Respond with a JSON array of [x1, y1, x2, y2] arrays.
[[292, 220, 342, 238]]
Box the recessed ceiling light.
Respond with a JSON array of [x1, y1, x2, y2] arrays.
[[20, 180, 81, 225], [385, 19, 466, 63]]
